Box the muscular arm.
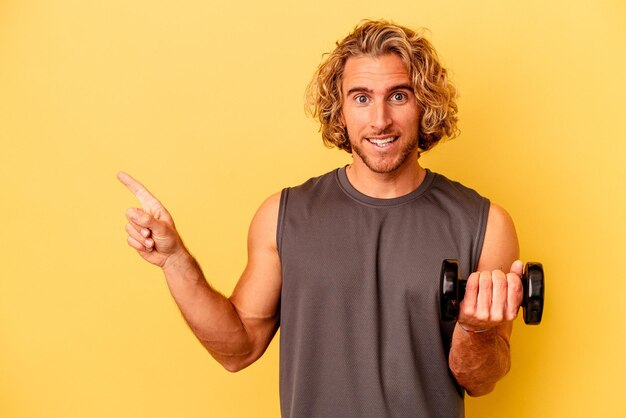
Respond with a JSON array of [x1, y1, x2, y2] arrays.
[[448, 203, 522, 396], [119, 172, 282, 372], [163, 194, 282, 371]]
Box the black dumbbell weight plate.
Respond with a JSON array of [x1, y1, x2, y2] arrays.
[[440, 259, 460, 321], [523, 262, 544, 325]]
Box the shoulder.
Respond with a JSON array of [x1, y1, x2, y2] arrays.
[[248, 167, 337, 247], [279, 168, 343, 215], [248, 192, 282, 250], [486, 203, 516, 233], [426, 172, 490, 223], [430, 171, 486, 202], [285, 168, 340, 194], [485, 203, 517, 246], [258, 192, 282, 213], [253, 192, 281, 225]]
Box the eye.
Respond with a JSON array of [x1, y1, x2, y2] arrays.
[[391, 92, 407, 101], [355, 95, 369, 104]]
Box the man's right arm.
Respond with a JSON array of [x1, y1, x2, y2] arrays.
[[119, 172, 282, 372]]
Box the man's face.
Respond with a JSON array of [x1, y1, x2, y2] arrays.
[[341, 53, 420, 174]]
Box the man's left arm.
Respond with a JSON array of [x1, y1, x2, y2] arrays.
[[448, 202, 523, 396]]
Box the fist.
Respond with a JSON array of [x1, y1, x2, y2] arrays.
[[457, 260, 524, 331]]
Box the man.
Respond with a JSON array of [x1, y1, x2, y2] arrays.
[[120, 20, 523, 417]]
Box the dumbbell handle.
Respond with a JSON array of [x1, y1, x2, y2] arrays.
[[440, 260, 544, 325]]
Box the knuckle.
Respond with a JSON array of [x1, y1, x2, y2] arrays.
[[475, 311, 489, 322], [460, 305, 474, 317], [496, 268, 505, 276], [490, 312, 504, 322], [506, 310, 519, 321], [493, 269, 506, 281]]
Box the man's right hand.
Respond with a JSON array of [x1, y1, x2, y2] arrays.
[[118, 172, 187, 269], [118, 171, 282, 372]]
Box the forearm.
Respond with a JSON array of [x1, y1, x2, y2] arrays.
[[120, 175, 280, 372], [161, 250, 253, 370], [448, 324, 511, 396], [447, 203, 519, 396]]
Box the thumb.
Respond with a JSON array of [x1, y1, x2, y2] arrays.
[[510, 259, 523, 277]]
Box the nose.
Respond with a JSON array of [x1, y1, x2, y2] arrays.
[[370, 101, 392, 132]]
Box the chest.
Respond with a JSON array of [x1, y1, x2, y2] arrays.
[[280, 203, 468, 307]]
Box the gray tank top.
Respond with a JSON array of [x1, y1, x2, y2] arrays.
[[277, 167, 490, 418]]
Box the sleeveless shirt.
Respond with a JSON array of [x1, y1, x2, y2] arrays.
[[277, 167, 490, 418]]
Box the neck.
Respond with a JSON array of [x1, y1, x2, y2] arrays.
[[345, 158, 425, 199]]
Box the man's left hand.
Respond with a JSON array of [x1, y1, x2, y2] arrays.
[[458, 260, 524, 332]]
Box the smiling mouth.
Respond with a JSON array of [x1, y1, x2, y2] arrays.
[[366, 136, 398, 148]]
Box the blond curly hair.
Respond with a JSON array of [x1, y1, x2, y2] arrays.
[[306, 20, 459, 153]]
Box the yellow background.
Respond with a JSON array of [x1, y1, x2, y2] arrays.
[[1, 0, 625, 416]]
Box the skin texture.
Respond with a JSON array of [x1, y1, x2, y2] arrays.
[[449, 204, 521, 396], [342, 55, 420, 176], [340, 54, 424, 199], [119, 52, 523, 395], [119, 172, 282, 371]]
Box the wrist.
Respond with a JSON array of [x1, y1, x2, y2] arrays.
[[162, 247, 194, 273], [457, 322, 495, 335], [459, 322, 489, 334]]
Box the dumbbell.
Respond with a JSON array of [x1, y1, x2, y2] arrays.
[[440, 259, 545, 325]]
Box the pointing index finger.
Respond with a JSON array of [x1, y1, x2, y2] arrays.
[[117, 171, 162, 211]]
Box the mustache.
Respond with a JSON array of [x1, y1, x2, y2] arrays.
[[364, 131, 398, 137]]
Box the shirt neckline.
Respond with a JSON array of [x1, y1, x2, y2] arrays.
[[336, 165, 435, 207]]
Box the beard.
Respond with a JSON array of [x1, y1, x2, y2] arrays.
[[350, 135, 419, 174]]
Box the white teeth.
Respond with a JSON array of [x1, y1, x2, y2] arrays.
[[367, 137, 397, 146]]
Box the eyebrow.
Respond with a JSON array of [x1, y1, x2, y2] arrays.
[[345, 84, 415, 96]]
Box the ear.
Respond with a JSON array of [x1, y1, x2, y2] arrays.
[[338, 110, 345, 128]]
